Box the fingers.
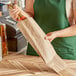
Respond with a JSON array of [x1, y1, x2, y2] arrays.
[[9, 5, 20, 20], [44, 35, 54, 42], [48, 38, 54, 42], [44, 32, 56, 42], [44, 32, 52, 40], [12, 9, 20, 19], [46, 32, 52, 36], [9, 5, 26, 21]]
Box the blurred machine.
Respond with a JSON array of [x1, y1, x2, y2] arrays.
[[0, 1, 27, 54], [0, 13, 28, 54]]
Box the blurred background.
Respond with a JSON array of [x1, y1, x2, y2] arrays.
[[0, 0, 28, 55]]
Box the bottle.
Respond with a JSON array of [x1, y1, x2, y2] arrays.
[[0, 25, 2, 61], [0, 23, 8, 57]]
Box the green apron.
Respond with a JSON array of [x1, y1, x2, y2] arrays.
[[27, 0, 76, 60]]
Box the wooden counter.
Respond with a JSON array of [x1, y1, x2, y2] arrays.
[[0, 54, 76, 76]]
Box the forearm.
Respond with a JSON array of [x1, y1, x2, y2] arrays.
[[57, 0, 76, 38], [24, 9, 34, 17], [24, 0, 34, 17], [55, 24, 76, 37]]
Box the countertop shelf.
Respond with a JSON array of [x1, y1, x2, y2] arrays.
[[0, 53, 76, 76]]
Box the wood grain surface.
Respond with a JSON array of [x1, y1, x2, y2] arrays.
[[17, 17, 76, 75], [0, 54, 76, 76], [8, 5, 76, 75]]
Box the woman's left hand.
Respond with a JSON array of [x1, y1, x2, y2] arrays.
[[44, 32, 58, 42]]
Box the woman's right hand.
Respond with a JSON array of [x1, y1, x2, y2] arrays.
[[9, 5, 21, 21]]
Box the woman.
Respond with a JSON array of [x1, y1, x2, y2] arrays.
[[10, 0, 76, 60]]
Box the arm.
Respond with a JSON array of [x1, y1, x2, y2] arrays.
[[24, 0, 34, 17], [45, 0, 76, 42], [73, 0, 76, 23], [9, 0, 34, 20], [45, 21, 76, 42], [54, 24, 76, 37], [44, 24, 76, 42], [56, 0, 76, 37]]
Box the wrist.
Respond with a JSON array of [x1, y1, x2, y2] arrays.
[[53, 31, 61, 38]]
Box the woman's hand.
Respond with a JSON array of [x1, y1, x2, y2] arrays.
[[44, 31, 58, 42], [45, 24, 76, 42], [9, 5, 22, 21]]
